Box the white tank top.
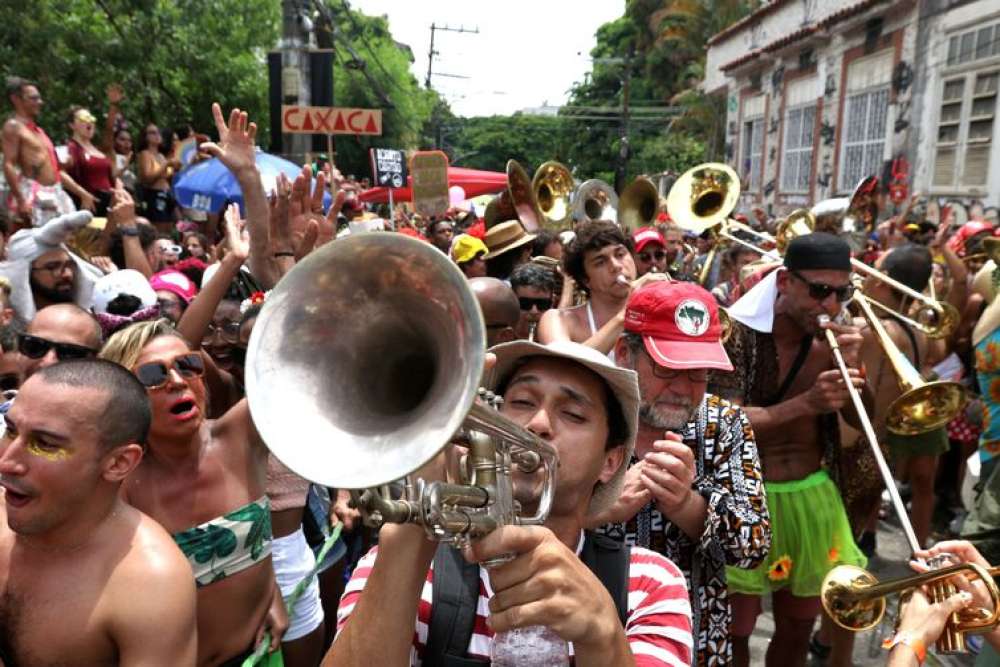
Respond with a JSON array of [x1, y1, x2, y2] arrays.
[[586, 301, 617, 363]]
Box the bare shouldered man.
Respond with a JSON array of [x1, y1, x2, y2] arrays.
[[854, 244, 945, 549], [537, 221, 666, 357], [708, 232, 870, 667], [2, 77, 92, 229], [0, 359, 196, 665]]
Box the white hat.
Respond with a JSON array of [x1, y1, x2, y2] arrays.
[[484, 340, 639, 518], [91, 269, 157, 314], [0, 210, 103, 323]]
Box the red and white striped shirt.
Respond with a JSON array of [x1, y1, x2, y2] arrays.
[[337, 543, 693, 666]]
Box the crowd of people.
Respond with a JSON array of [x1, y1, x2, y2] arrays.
[[3, 73, 1000, 667]]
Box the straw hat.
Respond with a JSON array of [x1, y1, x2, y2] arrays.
[[484, 221, 535, 260]]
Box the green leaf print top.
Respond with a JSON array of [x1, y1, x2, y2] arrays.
[[172, 495, 273, 587]]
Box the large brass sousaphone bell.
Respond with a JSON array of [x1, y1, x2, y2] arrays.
[[666, 163, 742, 235], [531, 161, 574, 229], [572, 179, 619, 224], [810, 175, 879, 252], [484, 159, 543, 231], [617, 177, 660, 233]]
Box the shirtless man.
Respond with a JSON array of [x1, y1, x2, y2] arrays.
[[0, 360, 196, 665], [537, 221, 665, 357], [2, 77, 94, 227], [856, 244, 944, 548], [709, 232, 870, 667]]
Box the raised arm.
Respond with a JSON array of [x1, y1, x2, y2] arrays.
[[323, 524, 438, 667], [198, 103, 274, 289], [107, 181, 152, 277]]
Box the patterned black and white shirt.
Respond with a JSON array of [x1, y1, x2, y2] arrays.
[[597, 393, 770, 667]]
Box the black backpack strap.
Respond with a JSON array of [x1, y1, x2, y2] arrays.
[[423, 544, 489, 667], [580, 531, 631, 627]]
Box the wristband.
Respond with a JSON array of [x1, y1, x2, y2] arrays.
[[273, 252, 295, 258], [120, 227, 140, 237], [883, 630, 926, 664]]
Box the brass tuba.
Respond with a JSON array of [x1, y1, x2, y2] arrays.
[[809, 175, 879, 252], [245, 233, 559, 544], [617, 177, 660, 233], [666, 163, 742, 235], [531, 161, 574, 229], [484, 159, 543, 232], [572, 179, 618, 224]]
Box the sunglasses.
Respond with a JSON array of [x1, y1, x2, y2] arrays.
[[639, 250, 667, 263], [790, 271, 855, 303], [135, 353, 205, 389], [518, 297, 552, 312], [158, 243, 182, 255], [18, 334, 95, 361]]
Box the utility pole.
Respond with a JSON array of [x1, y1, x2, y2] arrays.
[[425, 23, 479, 89], [424, 22, 479, 148], [614, 50, 633, 194]]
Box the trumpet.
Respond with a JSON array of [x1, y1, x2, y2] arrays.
[[245, 232, 559, 547], [822, 560, 1000, 653]]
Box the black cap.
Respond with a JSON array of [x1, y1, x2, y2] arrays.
[[783, 232, 851, 272]]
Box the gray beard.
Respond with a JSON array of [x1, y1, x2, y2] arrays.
[[639, 402, 695, 432]]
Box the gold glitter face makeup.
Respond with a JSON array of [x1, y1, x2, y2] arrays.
[[25, 436, 69, 462]]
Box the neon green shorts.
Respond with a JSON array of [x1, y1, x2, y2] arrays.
[[726, 469, 867, 598]]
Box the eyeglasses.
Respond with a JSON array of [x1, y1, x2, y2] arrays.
[[518, 297, 552, 312], [790, 271, 855, 303], [206, 321, 241, 342], [649, 363, 709, 383], [157, 243, 182, 255], [30, 260, 76, 277], [639, 250, 667, 263], [18, 334, 95, 361], [135, 353, 205, 389]]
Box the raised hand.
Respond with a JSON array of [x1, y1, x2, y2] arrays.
[[200, 103, 258, 178], [109, 179, 136, 228], [223, 203, 250, 263], [90, 256, 118, 275]]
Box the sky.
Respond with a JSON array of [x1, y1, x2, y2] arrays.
[[351, 0, 626, 118]]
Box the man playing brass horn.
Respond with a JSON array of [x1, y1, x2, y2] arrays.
[[709, 233, 869, 667], [537, 221, 666, 358], [326, 341, 694, 666]]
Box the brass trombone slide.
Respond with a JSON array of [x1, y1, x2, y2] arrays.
[[818, 314, 922, 555]]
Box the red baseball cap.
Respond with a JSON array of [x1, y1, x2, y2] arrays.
[[624, 282, 733, 371], [633, 227, 666, 254]]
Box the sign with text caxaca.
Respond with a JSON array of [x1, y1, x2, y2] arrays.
[[281, 105, 383, 136], [410, 151, 449, 218], [370, 148, 407, 188]]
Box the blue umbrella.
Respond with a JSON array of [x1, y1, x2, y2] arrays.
[[173, 149, 330, 214]]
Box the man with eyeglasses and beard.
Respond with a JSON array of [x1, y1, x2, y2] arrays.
[[0, 210, 103, 327], [708, 232, 871, 667], [591, 281, 770, 666]]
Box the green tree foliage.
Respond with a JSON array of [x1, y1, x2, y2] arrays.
[[439, 114, 568, 173], [319, 1, 439, 176], [0, 0, 278, 145]]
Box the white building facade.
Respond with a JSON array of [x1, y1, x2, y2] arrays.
[[704, 0, 1000, 215]]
